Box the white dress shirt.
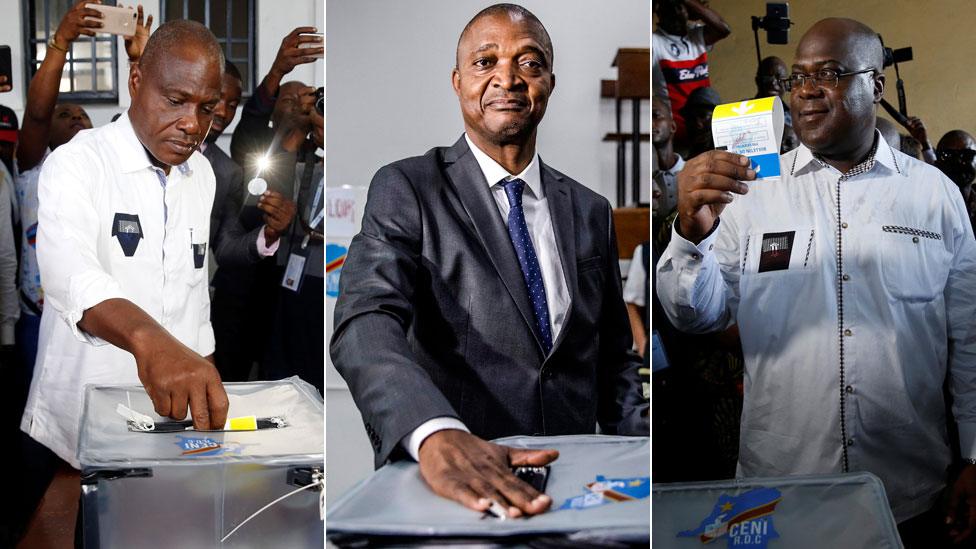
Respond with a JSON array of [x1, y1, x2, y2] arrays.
[[403, 134, 571, 461], [21, 112, 216, 467], [657, 133, 976, 522]]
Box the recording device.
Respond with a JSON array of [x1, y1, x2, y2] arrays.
[[0, 46, 11, 91], [85, 4, 138, 36], [298, 32, 324, 59], [751, 3, 792, 66], [483, 466, 551, 520], [878, 34, 913, 117], [314, 86, 324, 116]]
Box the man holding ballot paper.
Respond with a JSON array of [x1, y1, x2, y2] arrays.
[[657, 17, 976, 545]]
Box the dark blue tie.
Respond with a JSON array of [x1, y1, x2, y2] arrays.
[[502, 178, 553, 354]]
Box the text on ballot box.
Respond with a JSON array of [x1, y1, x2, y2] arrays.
[[711, 96, 785, 179]]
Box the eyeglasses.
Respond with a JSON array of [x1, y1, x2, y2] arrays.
[[938, 149, 976, 163], [780, 68, 876, 92]]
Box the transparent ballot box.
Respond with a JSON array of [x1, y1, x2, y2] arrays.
[[78, 377, 324, 548], [327, 435, 650, 547], [653, 472, 902, 548]]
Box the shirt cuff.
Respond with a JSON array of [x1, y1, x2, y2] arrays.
[[0, 321, 14, 345], [959, 422, 976, 460], [670, 217, 722, 259], [404, 417, 469, 462], [64, 271, 126, 346], [255, 226, 280, 257]]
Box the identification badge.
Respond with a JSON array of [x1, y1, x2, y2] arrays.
[[282, 253, 307, 292], [758, 231, 795, 273]]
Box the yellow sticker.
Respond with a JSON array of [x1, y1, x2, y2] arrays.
[[711, 97, 777, 120], [227, 416, 258, 431]]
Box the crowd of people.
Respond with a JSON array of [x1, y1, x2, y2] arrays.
[[0, 2, 323, 544], [654, 1, 976, 546]]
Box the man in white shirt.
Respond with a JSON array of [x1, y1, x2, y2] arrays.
[[332, 3, 646, 519], [656, 18, 976, 544], [22, 19, 229, 470]]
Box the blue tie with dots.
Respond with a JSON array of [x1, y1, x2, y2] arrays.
[[502, 178, 553, 354]]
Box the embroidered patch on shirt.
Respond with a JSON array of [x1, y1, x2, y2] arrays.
[[758, 231, 795, 273], [111, 213, 143, 257]]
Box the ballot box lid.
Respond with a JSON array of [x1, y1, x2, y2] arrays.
[[78, 377, 323, 468], [653, 473, 902, 548], [327, 435, 649, 542]]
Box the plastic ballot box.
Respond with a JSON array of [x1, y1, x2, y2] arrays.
[[327, 435, 649, 547], [77, 377, 324, 548], [653, 472, 903, 549]]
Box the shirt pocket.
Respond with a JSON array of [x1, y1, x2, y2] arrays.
[[741, 226, 817, 277], [187, 227, 209, 286], [879, 224, 948, 302]]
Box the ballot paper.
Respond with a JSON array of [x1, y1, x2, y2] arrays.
[[711, 96, 785, 180]]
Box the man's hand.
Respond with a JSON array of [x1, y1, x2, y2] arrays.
[[133, 334, 229, 431], [0, 76, 10, 93], [269, 27, 323, 80], [676, 150, 754, 243], [258, 190, 297, 245], [418, 429, 558, 518], [947, 465, 976, 543], [123, 4, 153, 62], [904, 116, 932, 152], [55, 0, 104, 46]]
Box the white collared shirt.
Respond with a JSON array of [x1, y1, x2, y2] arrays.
[[21, 112, 216, 467], [656, 132, 976, 522], [403, 135, 572, 461]]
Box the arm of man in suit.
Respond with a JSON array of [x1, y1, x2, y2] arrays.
[[597, 202, 649, 436], [331, 164, 557, 517]]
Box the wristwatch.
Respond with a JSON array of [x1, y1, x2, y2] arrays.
[[964, 458, 976, 466], [47, 36, 68, 54]]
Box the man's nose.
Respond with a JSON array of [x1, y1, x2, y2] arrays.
[[492, 60, 525, 89]]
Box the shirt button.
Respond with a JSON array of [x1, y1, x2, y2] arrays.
[[912, 236, 919, 243], [847, 438, 855, 447], [690, 253, 701, 260], [841, 222, 849, 229], [845, 385, 854, 394], [842, 274, 850, 281], [708, 244, 714, 251], [844, 329, 853, 337]]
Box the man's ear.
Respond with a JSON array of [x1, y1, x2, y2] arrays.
[[873, 72, 885, 104], [129, 63, 142, 100], [451, 68, 461, 98], [550, 72, 556, 94]]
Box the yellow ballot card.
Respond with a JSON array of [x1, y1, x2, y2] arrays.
[[711, 96, 785, 179]]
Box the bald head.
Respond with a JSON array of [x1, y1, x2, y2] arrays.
[[938, 130, 976, 152], [456, 3, 553, 69], [140, 20, 224, 78], [798, 18, 884, 73]]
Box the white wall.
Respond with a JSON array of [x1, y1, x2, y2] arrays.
[[324, 0, 649, 504], [0, 0, 324, 153]]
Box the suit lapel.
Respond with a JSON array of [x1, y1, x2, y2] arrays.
[[443, 137, 543, 353], [541, 161, 577, 354]]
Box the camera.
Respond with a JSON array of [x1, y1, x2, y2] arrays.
[[752, 3, 792, 45], [314, 87, 324, 116], [882, 45, 913, 69]]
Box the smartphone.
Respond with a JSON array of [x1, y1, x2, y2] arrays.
[[0, 46, 11, 91], [765, 2, 790, 45], [298, 32, 324, 59], [85, 4, 138, 36]]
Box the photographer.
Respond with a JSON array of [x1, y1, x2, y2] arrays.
[[260, 85, 323, 392], [935, 129, 976, 235]]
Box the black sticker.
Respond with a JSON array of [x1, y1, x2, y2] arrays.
[[758, 231, 795, 273], [111, 213, 143, 257], [192, 242, 207, 269]]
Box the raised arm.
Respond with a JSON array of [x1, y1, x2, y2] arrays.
[[686, 0, 731, 46]]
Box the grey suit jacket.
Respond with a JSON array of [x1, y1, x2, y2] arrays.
[[331, 136, 648, 467], [202, 144, 263, 266]]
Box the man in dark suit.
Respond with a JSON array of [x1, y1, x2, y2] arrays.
[[202, 60, 296, 381], [331, 3, 647, 518]]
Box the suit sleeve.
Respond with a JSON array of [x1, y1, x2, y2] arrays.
[[212, 161, 262, 266], [330, 164, 461, 467], [596, 201, 649, 436]]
